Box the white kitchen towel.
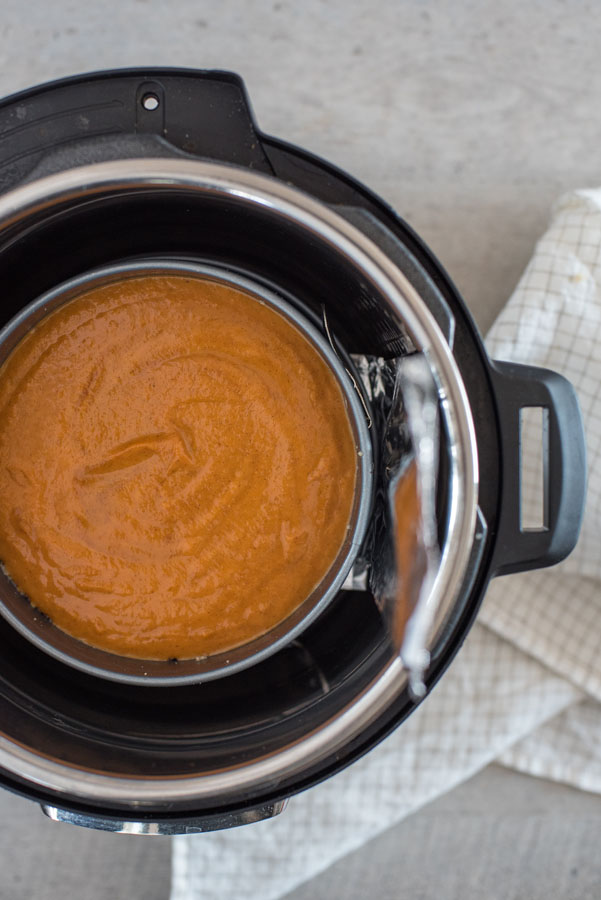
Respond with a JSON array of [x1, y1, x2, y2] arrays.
[[171, 188, 601, 900]]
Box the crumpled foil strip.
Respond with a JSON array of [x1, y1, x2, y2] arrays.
[[351, 353, 441, 692]]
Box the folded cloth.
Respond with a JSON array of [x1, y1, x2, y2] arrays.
[[171, 188, 601, 900]]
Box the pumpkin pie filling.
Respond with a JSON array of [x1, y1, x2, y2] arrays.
[[0, 275, 357, 659]]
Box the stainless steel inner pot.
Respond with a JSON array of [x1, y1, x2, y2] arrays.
[[0, 259, 374, 685], [0, 158, 479, 820]]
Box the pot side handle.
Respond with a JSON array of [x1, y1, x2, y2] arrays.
[[489, 360, 586, 577]]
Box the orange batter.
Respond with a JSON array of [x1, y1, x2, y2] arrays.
[[0, 275, 357, 659]]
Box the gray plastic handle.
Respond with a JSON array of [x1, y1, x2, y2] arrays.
[[490, 361, 586, 576]]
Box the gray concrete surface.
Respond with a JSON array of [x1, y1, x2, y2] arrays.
[[2, 766, 601, 900], [0, 788, 170, 900], [0, 0, 600, 898], [287, 764, 601, 900]]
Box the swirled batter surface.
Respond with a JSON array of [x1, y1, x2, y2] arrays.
[[0, 275, 357, 659]]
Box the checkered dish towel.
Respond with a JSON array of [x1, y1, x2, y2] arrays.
[[171, 188, 601, 900]]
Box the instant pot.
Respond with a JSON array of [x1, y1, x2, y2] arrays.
[[0, 69, 586, 834]]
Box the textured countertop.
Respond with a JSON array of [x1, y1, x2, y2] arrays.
[[1, 1, 600, 898]]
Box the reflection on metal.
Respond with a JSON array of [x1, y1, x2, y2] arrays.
[[393, 354, 441, 693], [429, 505, 488, 665], [289, 639, 331, 696], [322, 305, 372, 430], [340, 564, 369, 592], [41, 799, 289, 836]]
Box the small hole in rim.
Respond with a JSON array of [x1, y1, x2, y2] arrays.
[[142, 93, 160, 111]]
